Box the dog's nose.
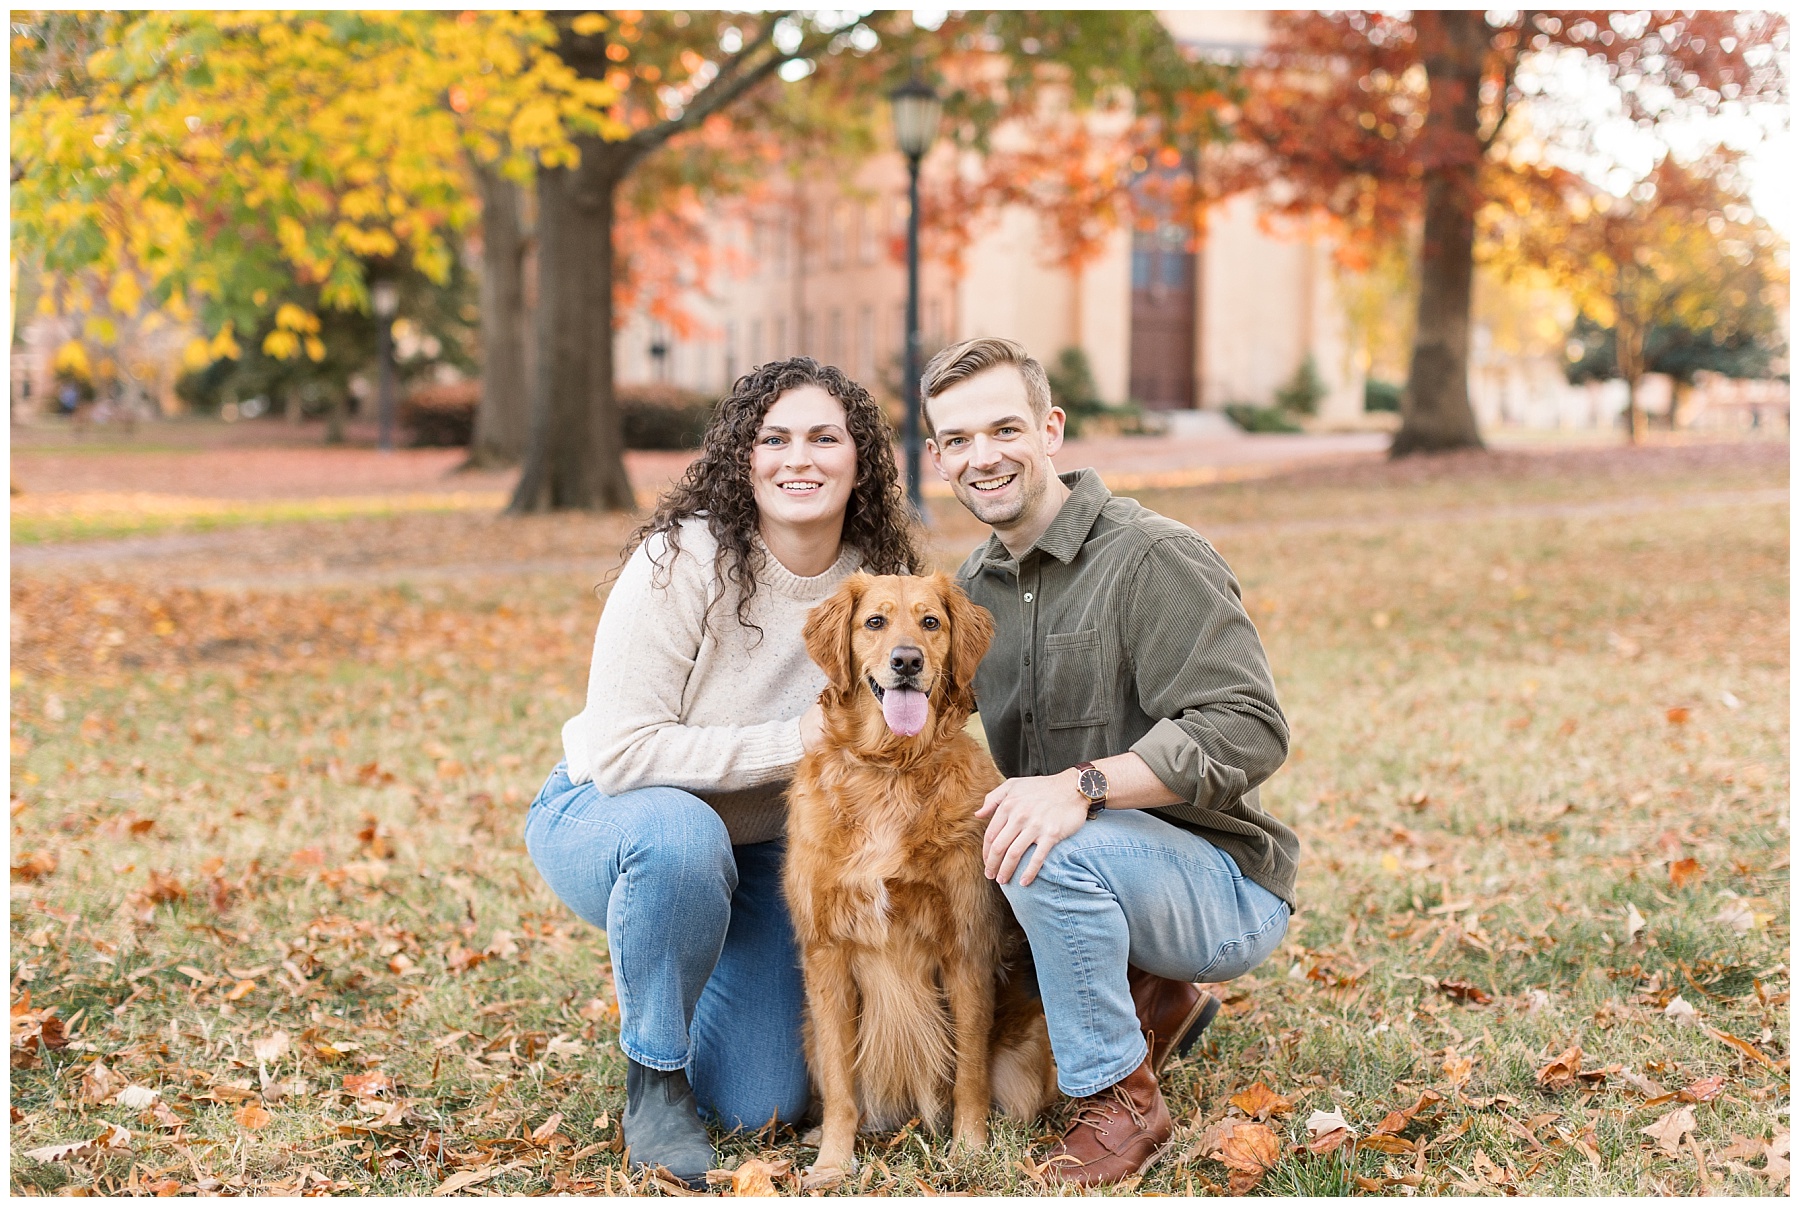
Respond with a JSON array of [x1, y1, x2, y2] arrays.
[[889, 646, 924, 678]]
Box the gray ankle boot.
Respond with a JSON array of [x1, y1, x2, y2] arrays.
[[622, 1059, 713, 1188]]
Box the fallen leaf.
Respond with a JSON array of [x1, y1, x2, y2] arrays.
[[343, 1071, 393, 1099], [1442, 1051, 1474, 1087], [1371, 1089, 1443, 1136], [732, 1157, 790, 1196], [1641, 1105, 1697, 1156], [252, 1031, 290, 1064], [224, 979, 256, 1002], [1622, 1069, 1666, 1098], [1440, 979, 1494, 1006], [25, 1123, 131, 1163], [1228, 1081, 1293, 1121], [1536, 1044, 1583, 1091], [431, 1161, 527, 1196], [1305, 1107, 1355, 1154], [1669, 858, 1704, 889], [80, 1060, 129, 1103], [1666, 706, 1690, 725], [1664, 995, 1700, 1028], [11, 850, 57, 881], [1215, 1120, 1280, 1193], [1680, 1074, 1727, 1104], [1714, 900, 1756, 932], [1624, 902, 1647, 944], [234, 1101, 272, 1131], [1706, 1026, 1780, 1072], [529, 1112, 565, 1145]]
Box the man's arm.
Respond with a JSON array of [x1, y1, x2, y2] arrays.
[[978, 533, 1287, 887], [1124, 533, 1288, 809]]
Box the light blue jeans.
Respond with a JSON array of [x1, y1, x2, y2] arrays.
[[998, 808, 1290, 1097], [524, 763, 810, 1131]]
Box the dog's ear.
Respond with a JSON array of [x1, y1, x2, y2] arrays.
[[935, 574, 994, 714], [803, 573, 868, 697]]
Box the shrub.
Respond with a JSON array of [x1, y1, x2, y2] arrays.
[[1365, 379, 1403, 412], [618, 383, 716, 450], [1224, 403, 1303, 433], [1275, 356, 1327, 416]]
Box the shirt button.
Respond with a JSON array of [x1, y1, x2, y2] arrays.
[[1023, 592, 1034, 603], [1023, 655, 1031, 666], [1024, 710, 1034, 723]]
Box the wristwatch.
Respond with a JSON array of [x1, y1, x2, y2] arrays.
[[1073, 761, 1108, 820]]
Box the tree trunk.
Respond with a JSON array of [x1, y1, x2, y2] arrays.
[[1616, 310, 1647, 445], [1391, 10, 1488, 457], [508, 136, 638, 513], [468, 162, 532, 468]]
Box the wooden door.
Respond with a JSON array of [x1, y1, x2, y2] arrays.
[[1128, 229, 1197, 410]]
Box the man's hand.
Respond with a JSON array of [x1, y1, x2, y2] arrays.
[[976, 771, 1090, 887], [800, 702, 825, 753]]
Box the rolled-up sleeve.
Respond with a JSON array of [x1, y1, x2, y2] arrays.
[[1123, 535, 1288, 811]]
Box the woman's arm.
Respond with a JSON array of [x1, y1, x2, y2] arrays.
[[563, 534, 805, 795]]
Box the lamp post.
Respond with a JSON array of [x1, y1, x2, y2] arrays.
[[372, 279, 399, 453], [889, 76, 941, 518]]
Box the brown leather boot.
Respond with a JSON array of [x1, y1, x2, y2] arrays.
[[1128, 965, 1220, 1075], [1043, 1056, 1172, 1187]]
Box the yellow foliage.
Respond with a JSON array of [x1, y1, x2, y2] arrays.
[[274, 303, 320, 334], [261, 329, 300, 360], [53, 340, 92, 381]]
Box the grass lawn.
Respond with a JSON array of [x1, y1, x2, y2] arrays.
[[9, 442, 1789, 1196]]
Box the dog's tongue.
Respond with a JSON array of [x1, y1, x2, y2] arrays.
[[881, 687, 929, 737]]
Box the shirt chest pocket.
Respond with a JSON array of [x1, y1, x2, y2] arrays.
[[1042, 629, 1106, 729]]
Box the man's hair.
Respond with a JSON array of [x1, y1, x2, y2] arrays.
[[920, 337, 1053, 437]]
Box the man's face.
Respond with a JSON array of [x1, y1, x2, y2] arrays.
[[925, 366, 1066, 533]]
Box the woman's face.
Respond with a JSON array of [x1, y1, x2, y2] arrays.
[[750, 384, 858, 536]]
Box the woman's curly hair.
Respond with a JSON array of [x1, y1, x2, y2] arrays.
[[625, 357, 921, 636]]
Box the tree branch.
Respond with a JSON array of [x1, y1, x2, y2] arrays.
[[1478, 10, 1532, 155], [623, 12, 822, 156]]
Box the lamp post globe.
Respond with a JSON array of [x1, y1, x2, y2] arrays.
[[888, 77, 940, 518]]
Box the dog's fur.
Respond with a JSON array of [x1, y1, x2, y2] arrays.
[[785, 572, 1056, 1175]]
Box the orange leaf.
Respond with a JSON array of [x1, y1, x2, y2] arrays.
[[10, 850, 57, 881], [1216, 1120, 1281, 1175], [1666, 706, 1691, 724], [234, 1101, 272, 1131], [342, 1071, 393, 1099], [1536, 1044, 1583, 1091], [1669, 858, 1704, 889], [1228, 1081, 1294, 1121], [224, 979, 256, 1002], [1440, 980, 1493, 1005], [730, 1157, 788, 1196], [1680, 1074, 1727, 1103]]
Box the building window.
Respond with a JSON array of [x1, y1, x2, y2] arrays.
[[829, 203, 848, 269], [858, 305, 874, 380], [860, 202, 880, 265]]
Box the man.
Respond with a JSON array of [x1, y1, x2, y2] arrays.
[[922, 337, 1298, 1187]]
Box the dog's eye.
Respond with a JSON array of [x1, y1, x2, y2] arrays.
[[863, 615, 885, 630], [921, 616, 940, 630]]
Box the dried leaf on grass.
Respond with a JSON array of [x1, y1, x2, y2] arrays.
[[1641, 1105, 1697, 1156], [1212, 1120, 1281, 1193], [11, 849, 57, 881], [1370, 1089, 1443, 1136], [1664, 995, 1700, 1027], [1305, 1107, 1355, 1155], [1669, 857, 1704, 888], [25, 1122, 131, 1163], [726, 1158, 791, 1195], [1535, 1044, 1584, 1091], [431, 1160, 529, 1196], [1228, 1081, 1293, 1121], [233, 1101, 272, 1131]]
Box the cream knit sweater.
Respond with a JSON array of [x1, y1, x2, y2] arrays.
[[561, 517, 862, 845]]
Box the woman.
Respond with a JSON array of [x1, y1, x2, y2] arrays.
[[525, 358, 920, 1186]]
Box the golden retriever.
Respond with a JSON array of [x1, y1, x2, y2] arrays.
[[785, 572, 1055, 1176]]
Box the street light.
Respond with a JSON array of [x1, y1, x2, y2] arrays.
[[889, 75, 941, 518], [372, 279, 400, 453]]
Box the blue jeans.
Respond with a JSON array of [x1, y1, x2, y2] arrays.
[[524, 764, 810, 1131], [998, 808, 1290, 1097]]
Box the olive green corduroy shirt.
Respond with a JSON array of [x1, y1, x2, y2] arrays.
[[956, 469, 1299, 908]]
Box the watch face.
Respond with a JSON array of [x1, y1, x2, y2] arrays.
[[1078, 768, 1107, 800]]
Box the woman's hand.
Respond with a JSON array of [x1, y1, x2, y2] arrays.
[[800, 702, 826, 753]]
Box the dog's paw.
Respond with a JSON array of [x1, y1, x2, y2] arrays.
[[801, 1163, 851, 1191], [952, 1121, 990, 1153]]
